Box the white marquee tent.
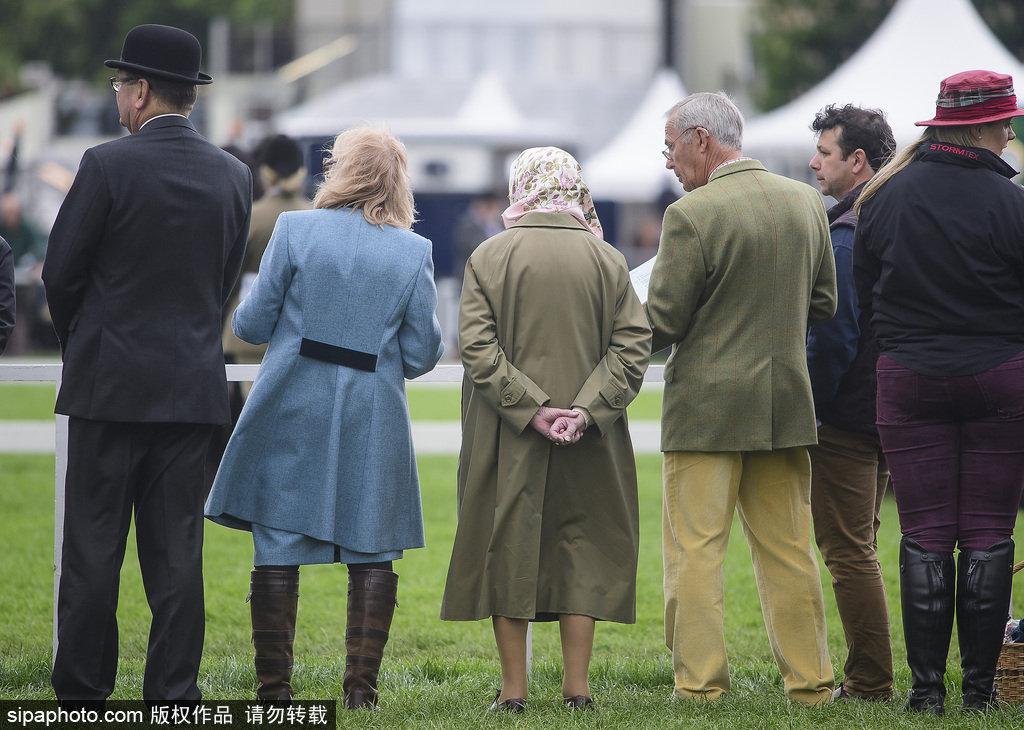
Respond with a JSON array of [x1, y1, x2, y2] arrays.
[[276, 71, 568, 143], [582, 67, 688, 202], [742, 0, 1024, 174]]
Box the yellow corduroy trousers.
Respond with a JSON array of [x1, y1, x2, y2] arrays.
[[662, 447, 834, 705]]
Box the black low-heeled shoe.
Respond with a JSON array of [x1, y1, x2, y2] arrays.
[[563, 695, 595, 710], [487, 689, 527, 713]]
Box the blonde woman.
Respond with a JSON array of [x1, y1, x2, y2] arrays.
[[853, 70, 1024, 715], [206, 126, 444, 708]]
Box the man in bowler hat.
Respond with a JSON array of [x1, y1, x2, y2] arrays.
[[43, 24, 252, 704]]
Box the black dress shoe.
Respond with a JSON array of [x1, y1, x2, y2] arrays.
[[564, 695, 595, 710], [487, 689, 526, 713]]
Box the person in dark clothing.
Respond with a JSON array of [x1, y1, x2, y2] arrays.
[[806, 103, 896, 703], [42, 25, 251, 705], [853, 69, 1024, 715], [452, 192, 502, 281], [0, 192, 46, 267], [0, 236, 14, 354]]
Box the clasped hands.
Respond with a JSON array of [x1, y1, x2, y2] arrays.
[[529, 406, 586, 446]]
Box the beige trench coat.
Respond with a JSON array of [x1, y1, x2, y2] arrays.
[[440, 212, 651, 623]]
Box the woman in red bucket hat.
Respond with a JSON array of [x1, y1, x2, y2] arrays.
[[852, 69, 1024, 715]]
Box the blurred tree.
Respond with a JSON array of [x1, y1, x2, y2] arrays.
[[975, 0, 1024, 62], [752, 0, 1024, 112], [0, 0, 291, 99]]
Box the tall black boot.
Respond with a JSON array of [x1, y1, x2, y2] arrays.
[[342, 569, 398, 709], [900, 537, 955, 715], [248, 568, 299, 703], [957, 538, 1014, 712]]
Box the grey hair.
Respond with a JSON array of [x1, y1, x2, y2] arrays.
[[665, 92, 744, 151]]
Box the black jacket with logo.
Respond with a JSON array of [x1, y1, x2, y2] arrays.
[[853, 143, 1024, 376]]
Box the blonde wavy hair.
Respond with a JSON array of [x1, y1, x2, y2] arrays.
[[313, 126, 416, 229]]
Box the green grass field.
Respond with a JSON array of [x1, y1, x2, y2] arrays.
[[2, 384, 1024, 727], [0, 383, 59, 420], [0, 382, 666, 422]]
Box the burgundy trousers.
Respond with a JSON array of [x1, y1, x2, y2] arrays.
[[875, 352, 1024, 553]]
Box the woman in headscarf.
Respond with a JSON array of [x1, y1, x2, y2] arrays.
[[853, 70, 1024, 715], [440, 147, 652, 712], [205, 126, 444, 709]]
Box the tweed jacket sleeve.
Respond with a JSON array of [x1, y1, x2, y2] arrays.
[[644, 202, 706, 354], [459, 252, 551, 435]]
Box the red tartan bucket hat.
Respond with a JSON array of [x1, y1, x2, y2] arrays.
[[916, 69, 1024, 126]]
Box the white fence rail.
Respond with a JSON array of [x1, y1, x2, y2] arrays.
[[0, 361, 664, 661]]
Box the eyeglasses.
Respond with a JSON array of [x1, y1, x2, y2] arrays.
[[109, 76, 138, 92], [662, 126, 700, 159]]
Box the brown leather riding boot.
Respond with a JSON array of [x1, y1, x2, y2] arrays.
[[342, 569, 399, 709], [248, 568, 299, 703]]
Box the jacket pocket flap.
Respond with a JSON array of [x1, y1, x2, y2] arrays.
[[600, 382, 626, 409], [499, 377, 526, 407]]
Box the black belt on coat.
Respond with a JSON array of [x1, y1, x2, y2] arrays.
[[299, 338, 377, 372]]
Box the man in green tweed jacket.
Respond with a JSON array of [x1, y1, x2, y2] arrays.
[[645, 91, 838, 706]]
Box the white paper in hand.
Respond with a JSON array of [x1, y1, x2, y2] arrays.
[[629, 256, 656, 303]]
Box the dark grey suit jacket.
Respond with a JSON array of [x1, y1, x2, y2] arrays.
[[43, 115, 252, 424]]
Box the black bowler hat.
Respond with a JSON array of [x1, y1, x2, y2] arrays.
[[105, 24, 213, 85]]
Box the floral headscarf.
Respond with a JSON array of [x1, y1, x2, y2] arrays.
[[501, 147, 603, 239]]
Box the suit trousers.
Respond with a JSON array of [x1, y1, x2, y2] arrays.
[[51, 418, 213, 702], [808, 425, 893, 698], [662, 447, 834, 704]]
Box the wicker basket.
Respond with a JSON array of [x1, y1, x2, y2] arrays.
[[995, 560, 1024, 706]]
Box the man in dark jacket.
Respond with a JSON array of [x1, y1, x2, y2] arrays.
[[42, 24, 251, 705], [806, 104, 895, 702]]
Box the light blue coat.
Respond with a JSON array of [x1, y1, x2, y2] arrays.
[[205, 208, 444, 553]]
